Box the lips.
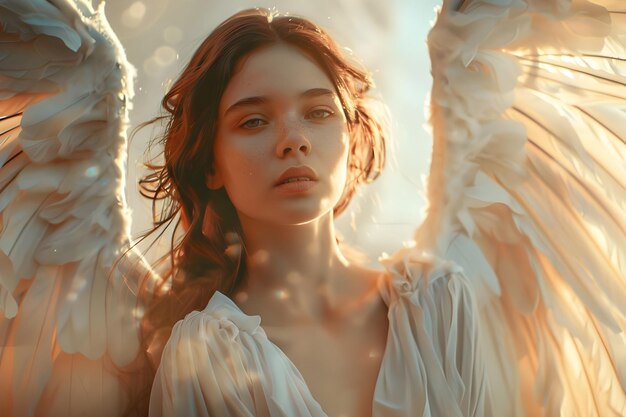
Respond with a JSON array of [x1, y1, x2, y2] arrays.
[[275, 166, 319, 186]]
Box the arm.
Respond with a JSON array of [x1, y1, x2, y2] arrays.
[[375, 251, 492, 417]]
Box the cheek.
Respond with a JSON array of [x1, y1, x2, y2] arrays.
[[223, 155, 257, 187], [333, 130, 351, 169], [326, 131, 351, 187], [217, 143, 267, 196]]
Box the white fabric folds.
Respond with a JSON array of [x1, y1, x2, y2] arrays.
[[150, 253, 491, 417]]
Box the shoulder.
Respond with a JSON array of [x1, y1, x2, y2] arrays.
[[149, 292, 265, 416], [376, 248, 473, 307], [374, 249, 491, 416], [160, 291, 264, 363]]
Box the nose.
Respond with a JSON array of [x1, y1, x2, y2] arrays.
[[275, 116, 311, 158]]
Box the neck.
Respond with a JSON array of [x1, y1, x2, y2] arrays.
[[240, 210, 349, 290], [236, 210, 353, 320]]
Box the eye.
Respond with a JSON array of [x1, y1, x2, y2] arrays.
[[240, 118, 267, 129], [306, 108, 333, 120]]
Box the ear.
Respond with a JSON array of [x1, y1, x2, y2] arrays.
[[205, 169, 224, 190]]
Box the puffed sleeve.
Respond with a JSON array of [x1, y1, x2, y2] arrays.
[[148, 291, 329, 417], [148, 297, 264, 417], [373, 249, 492, 417]]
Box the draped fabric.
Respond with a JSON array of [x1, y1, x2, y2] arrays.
[[150, 254, 491, 417], [0, 0, 624, 416]]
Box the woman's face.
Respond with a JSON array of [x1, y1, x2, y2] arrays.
[[209, 43, 350, 225]]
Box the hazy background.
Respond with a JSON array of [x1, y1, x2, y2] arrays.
[[104, 0, 441, 267]]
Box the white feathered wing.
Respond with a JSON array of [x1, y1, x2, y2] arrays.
[[0, 1, 154, 416], [392, 0, 626, 415]]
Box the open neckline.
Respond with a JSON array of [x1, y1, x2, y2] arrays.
[[205, 284, 391, 416]]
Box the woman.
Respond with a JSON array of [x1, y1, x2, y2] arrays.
[[0, 1, 624, 417], [136, 8, 487, 417]]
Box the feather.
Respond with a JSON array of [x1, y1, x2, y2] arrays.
[[422, 0, 626, 414], [0, 0, 153, 414]]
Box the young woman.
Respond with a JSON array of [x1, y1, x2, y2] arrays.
[[133, 8, 489, 417], [1, 1, 625, 417]]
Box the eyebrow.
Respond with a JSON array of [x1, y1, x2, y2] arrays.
[[223, 88, 336, 116]]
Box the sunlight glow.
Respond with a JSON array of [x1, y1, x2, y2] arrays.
[[154, 46, 178, 67], [274, 289, 290, 300], [122, 1, 146, 28], [163, 26, 183, 44]]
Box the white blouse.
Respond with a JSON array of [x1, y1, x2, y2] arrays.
[[149, 252, 492, 417]]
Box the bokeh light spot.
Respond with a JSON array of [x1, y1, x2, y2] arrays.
[[274, 288, 290, 300], [84, 165, 99, 178], [163, 26, 183, 45], [154, 45, 178, 67], [234, 291, 249, 304], [250, 249, 270, 266], [121, 1, 146, 28], [142, 56, 160, 77]]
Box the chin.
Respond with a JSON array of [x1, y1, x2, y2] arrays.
[[238, 193, 340, 226], [271, 201, 338, 225], [272, 209, 329, 226]]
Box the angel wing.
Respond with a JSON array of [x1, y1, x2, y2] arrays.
[[395, 0, 626, 415], [0, 0, 155, 415]]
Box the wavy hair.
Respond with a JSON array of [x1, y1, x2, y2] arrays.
[[122, 8, 387, 416]]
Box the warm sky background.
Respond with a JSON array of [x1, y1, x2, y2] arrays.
[[105, 0, 442, 267]]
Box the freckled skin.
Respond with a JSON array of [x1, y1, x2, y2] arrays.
[[209, 44, 350, 226], [207, 44, 389, 417]]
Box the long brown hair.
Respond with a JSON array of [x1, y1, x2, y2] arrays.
[[123, 7, 387, 415]]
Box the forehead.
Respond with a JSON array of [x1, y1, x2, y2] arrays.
[[220, 44, 336, 110]]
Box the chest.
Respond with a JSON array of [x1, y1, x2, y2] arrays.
[[263, 299, 389, 417]]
